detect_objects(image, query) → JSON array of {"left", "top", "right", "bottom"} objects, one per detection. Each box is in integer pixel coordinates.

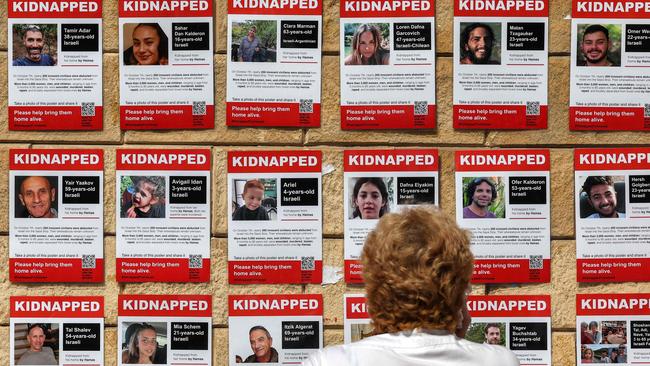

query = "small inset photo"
[
  {"left": 15, "top": 176, "right": 58, "bottom": 218},
  {"left": 578, "top": 175, "right": 625, "bottom": 219},
  {"left": 347, "top": 177, "right": 394, "bottom": 220},
  {"left": 120, "top": 176, "right": 166, "bottom": 218},
  {"left": 343, "top": 23, "right": 390, "bottom": 65},
  {"left": 231, "top": 20, "right": 277, "bottom": 62},
  {"left": 232, "top": 178, "right": 277, "bottom": 221},
  {"left": 121, "top": 322, "right": 167, "bottom": 364},
  {"left": 576, "top": 23, "right": 621, "bottom": 67},
  {"left": 349, "top": 323, "right": 374, "bottom": 343},
  {"left": 462, "top": 176, "right": 506, "bottom": 219},
  {"left": 14, "top": 323, "right": 59, "bottom": 365},
  {"left": 12, "top": 24, "right": 57, "bottom": 66},
  {"left": 123, "top": 23, "right": 169, "bottom": 65},
  {"left": 466, "top": 322, "right": 506, "bottom": 346},
  {"left": 459, "top": 22, "right": 501, "bottom": 65}
]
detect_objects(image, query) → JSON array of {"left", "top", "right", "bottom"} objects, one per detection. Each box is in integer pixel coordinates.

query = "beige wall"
[{"left": 3, "top": 0, "right": 646, "bottom": 365}]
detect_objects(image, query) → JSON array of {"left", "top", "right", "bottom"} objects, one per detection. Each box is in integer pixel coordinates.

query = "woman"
[
  {"left": 124, "top": 23, "right": 168, "bottom": 65},
  {"left": 344, "top": 24, "right": 389, "bottom": 65},
  {"left": 582, "top": 348, "right": 594, "bottom": 363},
  {"left": 351, "top": 178, "right": 388, "bottom": 219},
  {"left": 123, "top": 323, "right": 158, "bottom": 364}
]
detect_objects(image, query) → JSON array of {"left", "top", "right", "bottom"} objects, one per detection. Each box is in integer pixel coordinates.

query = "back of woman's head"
[{"left": 362, "top": 207, "right": 474, "bottom": 334}]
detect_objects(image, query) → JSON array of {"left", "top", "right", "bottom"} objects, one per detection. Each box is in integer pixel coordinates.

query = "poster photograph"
[
  {"left": 228, "top": 151, "right": 322, "bottom": 284},
  {"left": 9, "top": 149, "right": 104, "bottom": 282},
  {"left": 339, "top": 0, "right": 436, "bottom": 129},
  {"left": 8, "top": 0, "right": 103, "bottom": 130},
  {"left": 455, "top": 150, "right": 550, "bottom": 283},
  {"left": 453, "top": 0, "right": 548, "bottom": 129},
  {"left": 10, "top": 296, "right": 104, "bottom": 366},
  {"left": 226, "top": 0, "right": 322, "bottom": 127},
  {"left": 570, "top": 0, "right": 650, "bottom": 130},
  {"left": 228, "top": 294, "right": 322, "bottom": 364},
  {"left": 343, "top": 294, "right": 373, "bottom": 344},
  {"left": 575, "top": 148, "right": 650, "bottom": 282},
  {"left": 119, "top": 0, "right": 214, "bottom": 129},
  {"left": 467, "top": 295, "right": 551, "bottom": 365},
  {"left": 344, "top": 149, "right": 439, "bottom": 283},
  {"left": 116, "top": 149, "right": 211, "bottom": 282},
  {"left": 118, "top": 295, "right": 212, "bottom": 365},
  {"left": 575, "top": 293, "right": 650, "bottom": 364}
]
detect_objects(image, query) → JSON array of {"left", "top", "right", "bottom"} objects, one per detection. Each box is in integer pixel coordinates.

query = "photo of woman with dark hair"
[
  {"left": 123, "top": 23, "right": 169, "bottom": 65},
  {"left": 350, "top": 177, "right": 389, "bottom": 219},
  {"left": 344, "top": 24, "right": 390, "bottom": 66}
]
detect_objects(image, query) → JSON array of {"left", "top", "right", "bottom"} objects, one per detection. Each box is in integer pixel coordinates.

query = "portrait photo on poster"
[
  {"left": 14, "top": 323, "right": 59, "bottom": 365},
  {"left": 465, "top": 322, "right": 506, "bottom": 347},
  {"left": 120, "top": 322, "right": 167, "bottom": 364},
  {"left": 580, "top": 320, "right": 628, "bottom": 363},
  {"left": 347, "top": 177, "right": 394, "bottom": 220},
  {"left": 12, "top": 24, "right": 57, "bottom": 66},
  {"left": 231, "top": 178, "right": 277, "bottom": 221},
  {"left": 459, "top": 22, "right": 501, "bottom": 65},
  {"left": 578, "top": 175, "right": 626, "bottom": 219},
  {"left": 123, "top": 23, "right": 169, "bottom": 66},
  {"left": 119, "top": 176, "right": 166, "bottom": 219},
  {"left": 343, "top": 23, "right": 390, "bottom": 65},
  {"left": 576, "top": 23, "right": 621, "bottom": 67},
  {"left": 461, "top": 176, "right": 506, "bottom": 219},
  {"left": 231, "top": 20, "right": 277, "bottom": 63},
  {"left": 14, "top": 176, "right": 58, "bottom": 219}
]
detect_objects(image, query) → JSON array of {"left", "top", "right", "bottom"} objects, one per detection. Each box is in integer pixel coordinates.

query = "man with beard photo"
[
  {"left": 581, "top": 176, "right": 625, "bottom": 218},
  {"left": 578, "top": 24, "right": 616, "bottom": 67},
  {"left": 13, "top": 25, "right": 55, "bottom": 66},
  {"left": 460, "top": 23, "right": 499, "bottom": 65},
  {"left": 463, "top": 177, "right": 498, "bottom": 219}
]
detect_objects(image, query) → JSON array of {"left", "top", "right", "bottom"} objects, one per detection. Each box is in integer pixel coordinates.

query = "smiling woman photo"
[
  {"left": 344, "top": 24, "right": 390, "bottom": 66},
  {"left": 123, "top": 23, "right": 169, "bottom": 66}
]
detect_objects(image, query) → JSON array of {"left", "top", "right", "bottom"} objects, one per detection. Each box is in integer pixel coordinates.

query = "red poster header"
[
  {"left": 344, "top": 149, "right": 438, "bottom": 172},
  {"left": 575, "top": 148, "right": 650, "bottom": 171},
  {"left": 455, "top": 0, "right": 548, "bottom": 16},
  {"left": 11, "top": 296, "right": 104, "bottom": 318},
  {"left": 467, "top": 295, "right": 551, "bottom": 317},
  {"left": 229, "top": 0, "right": 322, "bottom": 15},
  {"left": 577, "top": 293, "right": 650, "bottom": 316},
  {"left": 345, "top": 295, "right": 369, "bottom": 319},
  {"left": 119, "top": 295, "right": 212, "bottom": 317},
  {"left": 228, "top": 150, "right": 321, "bottom": 173},
  {"left": 9, "top": 0, "right": 102, "bottom": 18},
  {"left": 120, "top": 0, "right": 212, "bottom": 17},
  {"left": 10, "top": 149, "right": 104, "bottom": 171},
  {"left": 572, "top": 0, "right": 650, "bottom": 18},
  {"left": 229, "top": 294, "right": 323, "bottom": 316},
  {"left": 455, "top": 150, "right": 550, "bottom": 171},
  {"left": 116, "top": 149, "right": 211, "bottom": 171},
  {"left": 340, "top": 0, "right": 434, "bottom": 18}
]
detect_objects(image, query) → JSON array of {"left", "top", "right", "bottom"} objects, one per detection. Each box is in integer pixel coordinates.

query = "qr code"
[
  {"left": 414, "top": 101, "right": 428, "bottom": 115},
  {"left": 81, "top": 102, "right": 95, "bottom": 117},
  {"left": 192, "top": 101, "right": 206, "bottom": 116},
  {"left": 301, "top": 256, "right": 315, "bottom": 271},
  {"left": 299, "top": 99, "right": 313, "bottom": 113},
  {"left": 82, "top": 255, "right": 95, "bottom": 269},
  {"left": 529, "top": 255, "right": 543, "bottom": 269},
  {"left": 644, "top": 104, "right": 650, "bottom": 117},
  {"left": 189, "top": 255, "right": 203, "bottom": 269},
  {"left": 526, "top": 101, "right": 540, "bottom": 116}
]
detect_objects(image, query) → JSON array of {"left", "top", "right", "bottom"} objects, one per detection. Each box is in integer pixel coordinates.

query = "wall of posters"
[
  {"left": 118, "top": 0, "right": 214, "bottom": 130},
  {"left": 455, "top": 150, "right": 550, "bottom": 283},
  {"left": 576, "top": 293, "right": 646, "bottom": 364},
  {"left": 343, "top": 294, "right": 372, "bottom": 344},
  {"left": 467, "top": 295, "right": 551, "bottom": 365},
  {"left": 453, "top": 0, "right": 548, "bottom": 129},
  {"left": 118, "top": 295, "right": 212, "bottom": 366},
  {"left": 9, "top": 149, "right": 103, "bottom": 282},
  {"left": 575, "top": 148, "right": 650, "bottom": 282},
  {"left": 226, "top": 0, "right": 322, "bottom": 127},
  {"left": 227, "top": 151, "right": 322, "bottom": 284},
  {"left": 344, "top": 149, "right": 439, "bottom": 283},
  {"left": 116, "top": 149, "right": 211, "bottom": 282},
  {"left": 229, "top": 294, "right": 322, "bottom": 364},
  {"left": 8, "top": 0, "right": 103, "bottom": 130},
  {"left": 339, "top": 0, "right": 436, "bottom": 129},
  {"left": 10, "top": 296, "right": 104, "bottom": 366},
  {"left": 570, "top": 0, "right": 650, "bottom": 130}
]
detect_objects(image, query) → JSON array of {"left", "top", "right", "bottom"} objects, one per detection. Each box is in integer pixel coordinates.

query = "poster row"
[
  {"left": 14, "top": 293, "right": 650, "bottom": 366},
  {"left": 9, "top": 0, "right": 650, "bottom": 131},
  {"left": 10, "top": 148, "right": 650, "bottom": 284}
]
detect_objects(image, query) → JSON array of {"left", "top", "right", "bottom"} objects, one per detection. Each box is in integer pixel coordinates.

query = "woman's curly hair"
[{"left": 362, "top": 207, "right": 474, "bottom": 334}]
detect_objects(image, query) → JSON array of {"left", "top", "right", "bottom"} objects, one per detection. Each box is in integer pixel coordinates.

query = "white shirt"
[{"left": 303, "top": 329, "right": 520, "bottom": 366}]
